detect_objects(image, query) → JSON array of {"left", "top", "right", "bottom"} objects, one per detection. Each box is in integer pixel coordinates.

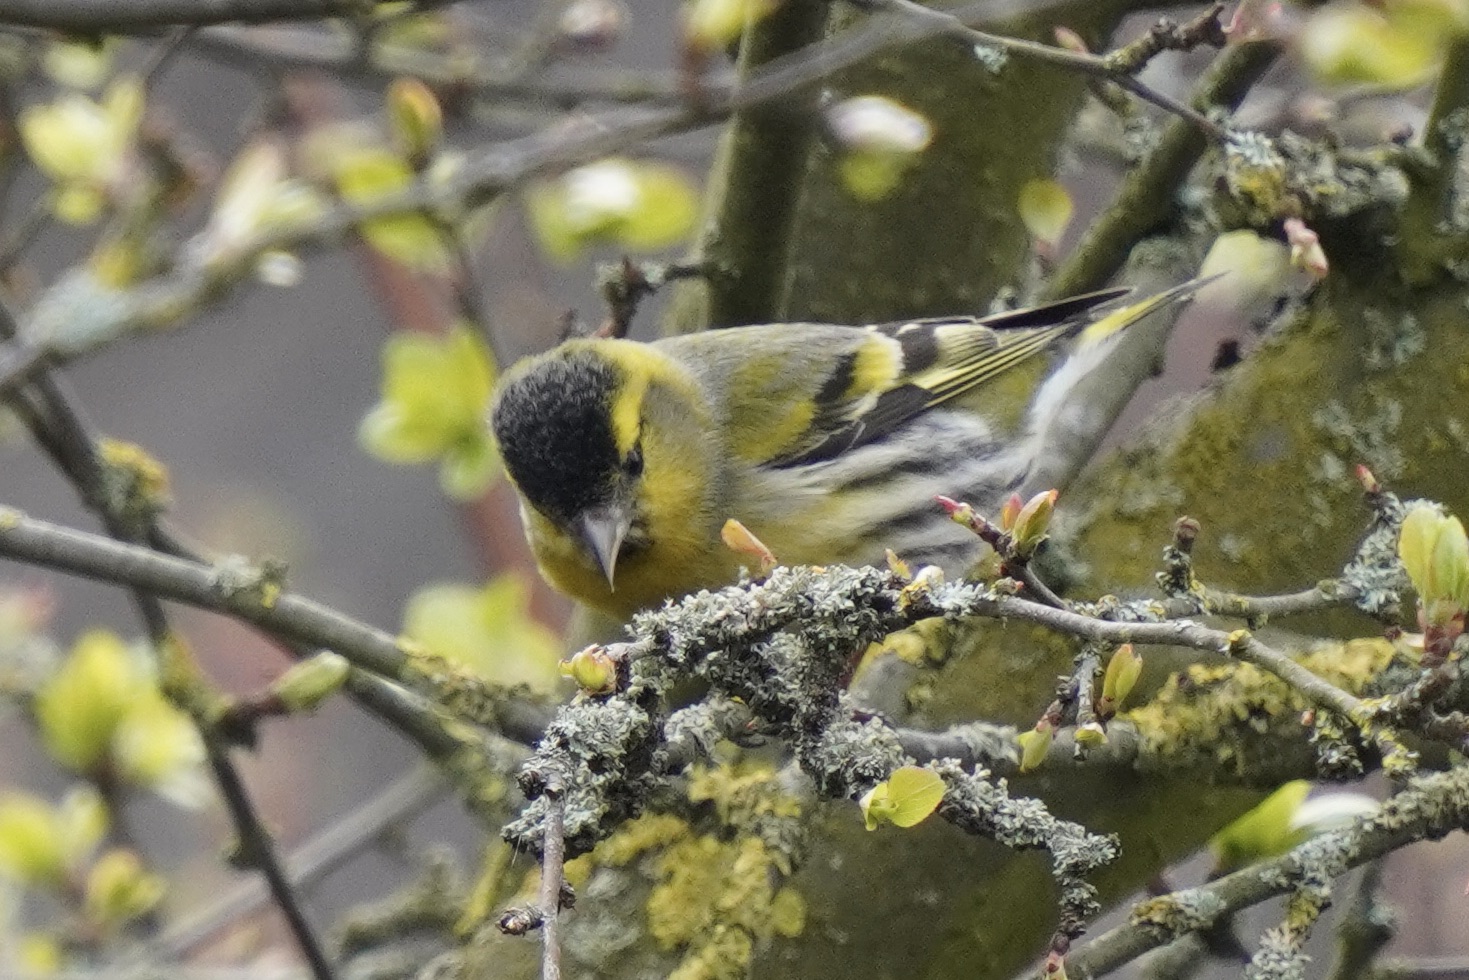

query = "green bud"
[
  {"left": 682, "top": 0, "right": 778, "bottom": 51},
  {"left": 1018, "top": 178, "right": 1073, "bottom": 254},
  {"left": 272, "top": 652, "right": 351, "bottom": 712},
  {"left": 859, "top": 781, "right": 896, "bottom": 831},
  {"left": 1017, "top": 720, "right": 1054, "bottom": 772},
  {"left": 16, "top": 933, "right": 62, "bottom": 975},
  {"left": 860, "top": 766, "right": 945, "bottom": 831},
  {"left": 1399, "top": 504, "right": 1469, "bottom": 623},
  {"left": 884, "top": 549, "right": 912, "bottom": 582},
  {"left": 999, "top": 492, "right": 1023, "bottom": 532},
  {"left": 0, "top": 786, "right": 105, "bottom": 887},
  {"left": 1010, "top": 489, "right": 1058, "bottom": 557},
  {"left": 882, "top": 766, "right": 945, "bottom": 828},
  {"left": 1073, "top": 721, "right": 1108, "bottom": 749},
  {"left": 386, "top": 77, "right": 442, "bottom": 167},
  {"left": 35, "top": 630, "right": 148, "bottom": 773},
  {"left": 560, "top": 645, "right": 617, "bottom": 695},
  {"left": 1225, "top": 628, "right": 1252, "bottom": 654},
  {"left": 0, "top": 794, "right": 69, "bottom": 885},
  {"left": 1099, "top": 644, "right": 1142, "bottom": 716},
  {"left": 84, "top": 848, "right": 165, "bottom": 930}
]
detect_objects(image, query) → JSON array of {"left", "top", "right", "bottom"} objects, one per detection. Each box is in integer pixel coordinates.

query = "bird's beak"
[{"left": 579, "top": 504, "right": 633, "bottom": 590}]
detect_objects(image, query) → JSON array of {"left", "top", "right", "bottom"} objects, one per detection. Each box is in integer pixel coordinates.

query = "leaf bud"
[
  {"left": 387, "top": 77, "right": 443, "bottom": 168},
  {"left": 1010, "top": 489, "right": 1058, "bottom": 557},
  {"left": 271, "top": 652, "right": 351, "bottom": 712},
  {"left": 1016, "top": 719, "right": 1054, "bottom": 772},
  {"left": 560, "top": 645, "right": 618, "bottom": 695},
  {"left": 1099, "top": 644, "right": 1142, "bottom": 716}
]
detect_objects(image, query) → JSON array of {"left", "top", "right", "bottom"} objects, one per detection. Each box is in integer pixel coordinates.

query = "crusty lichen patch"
[
  {"left": 1126, "top": 638, "right": 1399, "bottom": 779},
  {"left": 576, "top": 764, "right": 807, "bottom": 980}
]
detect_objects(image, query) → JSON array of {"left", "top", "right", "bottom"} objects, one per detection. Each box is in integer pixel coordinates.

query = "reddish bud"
[{"left": 999, "top": 492, "right": 1024, "bottom": 532}]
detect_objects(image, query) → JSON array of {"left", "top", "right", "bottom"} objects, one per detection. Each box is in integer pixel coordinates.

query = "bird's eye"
[{"left": 625, "top": 443, "right": 644, "bottom": 477}]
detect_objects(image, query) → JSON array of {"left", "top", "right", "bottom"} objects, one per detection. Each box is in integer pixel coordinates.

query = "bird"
[{"left": 490, "top": 279, "right": 1207, "bottom": 619}]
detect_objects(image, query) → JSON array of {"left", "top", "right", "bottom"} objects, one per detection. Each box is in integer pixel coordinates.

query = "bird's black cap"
[{"left": 492, "top": 351, "right": 622, "bottom": 523}]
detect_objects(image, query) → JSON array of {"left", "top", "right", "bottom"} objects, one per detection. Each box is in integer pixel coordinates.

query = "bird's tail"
[{"left": 1019, "top": 274, "right": 1218, "bottom": 486}]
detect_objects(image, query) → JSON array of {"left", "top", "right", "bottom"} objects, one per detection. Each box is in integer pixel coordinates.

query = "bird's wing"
[{"left": 767, "top": 285, "right": 1137, "bottom": 468}]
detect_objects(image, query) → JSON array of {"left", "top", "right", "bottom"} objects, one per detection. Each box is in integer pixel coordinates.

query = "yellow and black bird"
[{"left": 491, "top": 280, "right": 1205, "bottom": 618}]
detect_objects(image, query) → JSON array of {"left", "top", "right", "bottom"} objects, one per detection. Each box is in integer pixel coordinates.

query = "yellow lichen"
[
  {"left": 98, "top": 438, "right": 172, "bottom": 519},
  {"left": 597, "top": 813, "right": 693, "bottom": 867},
  {"left": 587, "top": 772, "right": 807, "bottom": 978},
  {"left": 686, "top": 763, "right": 801, "bottom": 829},
  {"left": 1127, "top": 638, "right": 1398, "bottom": 774}
]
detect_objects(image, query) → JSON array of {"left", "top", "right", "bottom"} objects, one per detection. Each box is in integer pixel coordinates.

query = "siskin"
[{"left": 491, "top": 280, "right": 1206, "bottom": 618}]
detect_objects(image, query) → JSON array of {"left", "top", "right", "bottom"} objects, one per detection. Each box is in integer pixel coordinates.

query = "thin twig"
[
  {"left": 861, "top": 0, "right": 1225, "bottom": 141},
  {"left": 0, "top": 0, "right": 403, "bottom": 31},
  {"left": 1047, "top": 39, "right": 1282, "bottom": 298},
  {"left": 141, "top": 25, "right": 199, "bottom": 87},
  {"left": 187, "top": 25, "right": 700, "bottom": 107},
  {"left": 1103, "top": 4, "right": 1227, "bottom": 76},
  {"left": 200, "top": 734, "right": 338, "bottom": 980},
  {"left": 0, "top": 194, "right": 54, "bottom": 275},
  {"left": 1378, "top": 956, "right": 1469, "bottom": 980},
  {"left": 1013, "top": 562, "right": 1068, "bottom": 609},
  {"left": 438, "top": 219, "right": 502, "bottom": 364},
  {"left": 537, "top": 791, "right": 566, "bottom": 980},
  {"left": 155, "top": 766, "right": 452, "bottom": 959},
  {"left": 0, "top": 335, "right": 50, "bottom": 397}
]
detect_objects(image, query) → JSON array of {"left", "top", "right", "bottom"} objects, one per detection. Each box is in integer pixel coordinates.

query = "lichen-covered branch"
[{"left": 1066, "top": 764, "right": 1469, "bottom": 980}]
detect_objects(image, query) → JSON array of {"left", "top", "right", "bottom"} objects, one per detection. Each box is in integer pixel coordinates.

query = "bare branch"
[
  {"left": 186, "top": 23, "right": 699, "bottom": 107},
  {"left": 1047, "top": 39, "right": 1283, "bottom": 299},
  {"left": 156, "top": 766, "right": 457, "bottom": 959},
  {"left": 859, "top": 0, "right": 1225, "bottom": 140},
  {"left": 0, "top": 0, "right": 406, "bottom": 31},
  {"left": 537, "top": 791, "right": 566, "bottom": 980},
  {"left": 0, "top": 505, "right": 549, "bottom": 743}
]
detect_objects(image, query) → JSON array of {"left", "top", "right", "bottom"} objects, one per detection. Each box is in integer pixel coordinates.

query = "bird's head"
[{"left": 491, "top": 339, "right": 712, "bottom": 597}]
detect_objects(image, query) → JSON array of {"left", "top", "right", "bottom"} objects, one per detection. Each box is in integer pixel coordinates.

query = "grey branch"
[
  {"left": 154, "top": 766, "right": 456, "bottom": 959},
  {"left": 0, "top": 507, "right": 1384, "bottom": 741},
  {"left": 0, "top": 505, "right": 549, "bottom": 742},
  {"left": 0, "top": 0, "right": 403, "bottom": 31},
  {"left": 1067, "top": 764, "right": 1469, "bottom": 979}
]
